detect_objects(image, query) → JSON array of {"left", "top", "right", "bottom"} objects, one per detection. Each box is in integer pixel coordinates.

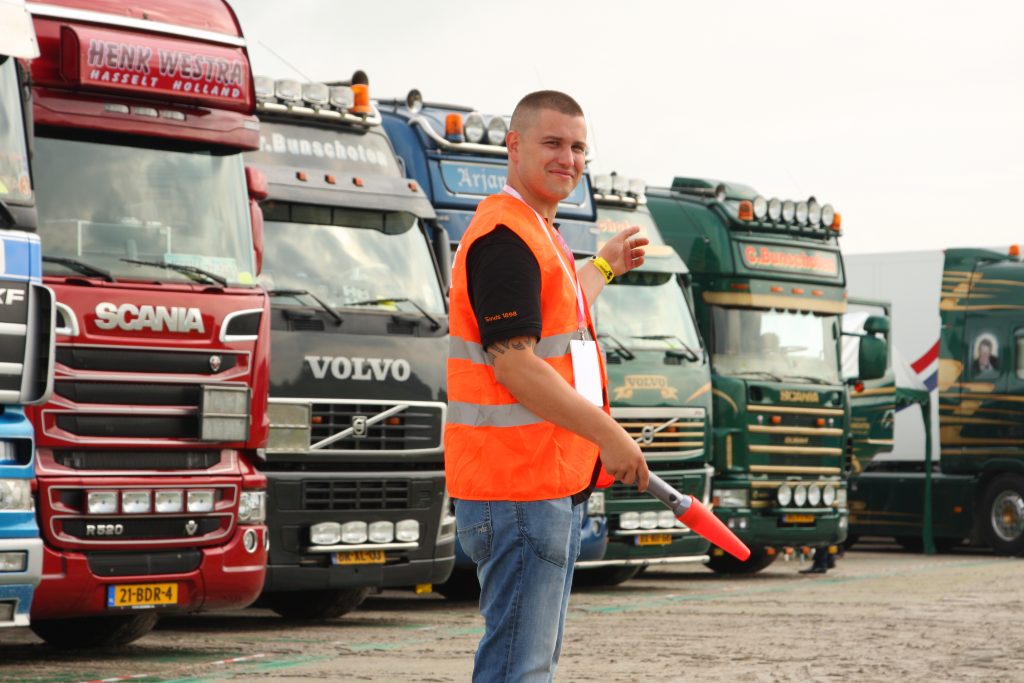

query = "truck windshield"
[
  {"left": 596, "top": 271, "right": 701, "bottom": 353},
  {"left": 260, "top": 205, "right": 445, "bottom": 315},
  {"left": 33, "top": 136, "right": 255, "bottom": 286},
  {"left": 710, "top": 306, "right": 840, "bottom": 384},
  {"left": 0, "top": 58, "right": 31, "bottom": 205}
]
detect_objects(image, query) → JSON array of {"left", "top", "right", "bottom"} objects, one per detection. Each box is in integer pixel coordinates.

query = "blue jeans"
[{"left": 455, "top": 497, "right": 584, "bottom": 683}]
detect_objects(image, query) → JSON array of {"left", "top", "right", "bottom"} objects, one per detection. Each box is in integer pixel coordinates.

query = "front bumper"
[
  {"left": 0, "top": 537, "right": 43, "bottom": 628},
  {"left": 31, "top": 525, "right": 267, "bottom": 619},
  {"left": 714, "top": 507, "right": 848, "bottom": 547},
  {"left": 261, "top": 470, "right": 454, "bottom": 592}
]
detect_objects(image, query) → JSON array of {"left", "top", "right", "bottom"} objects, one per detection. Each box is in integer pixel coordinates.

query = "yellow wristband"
[{"left": 590, "top": 256, "right": 615, "bottom": 284}]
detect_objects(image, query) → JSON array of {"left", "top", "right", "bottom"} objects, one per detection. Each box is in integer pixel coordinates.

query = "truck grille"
[
  {"left": 605, "top": 473, "right": 705, "bottom": 501},
  {"left": 309, "top": 402, "right": 443, "bottom": 453},
  {"left": 302, "top": 479, "right": 412, "bottom": 510},
  {"left": 614, "top": 415, "right": 705, "bottom": 455},
  {"left": 53, "top": 450, "right": 221, "bottom": 471}
]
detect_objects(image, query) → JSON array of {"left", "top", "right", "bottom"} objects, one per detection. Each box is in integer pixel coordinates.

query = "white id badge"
[{"left": 570, "top": 339, "right": 604, "bottom": 406}]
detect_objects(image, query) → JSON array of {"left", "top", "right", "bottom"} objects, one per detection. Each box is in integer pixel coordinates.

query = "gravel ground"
[{"left": 2, "top": 544, "right": 1021, "bottom": 683}]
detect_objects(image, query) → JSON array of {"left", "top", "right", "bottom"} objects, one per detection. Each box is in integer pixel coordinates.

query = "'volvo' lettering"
[
  {"left": 94, "top": 302, "right": 205, "bottom": 334},
  {"left": 306, "top": 355, "right": 411, "bottom": 382}
]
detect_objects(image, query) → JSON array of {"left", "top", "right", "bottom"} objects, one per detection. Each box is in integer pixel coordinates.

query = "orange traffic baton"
[{"left": 645, "top": 473, "right": 751, "bottom": 561}]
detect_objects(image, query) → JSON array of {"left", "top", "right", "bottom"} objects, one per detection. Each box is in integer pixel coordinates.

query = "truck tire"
[
  {"left": 707, "top": 547, "right": 776, "bottom": 574},
  {"left": 435, "top": 568, "right": 481, "bottom": 601},
  {"left": 573, "top": 566, "right": 642, "bottom": 587},
  {"left": 30, "top": 613, "right": 158, "bottom": 648},
  {"left": 265, "top": 588, "right": 370, "bottom": 620},
  {"left": 980, "top": 473, "right": 1024, "bottom": 556}
]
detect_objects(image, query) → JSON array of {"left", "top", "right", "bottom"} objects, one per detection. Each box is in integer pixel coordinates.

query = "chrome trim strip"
[
  {"left": 27, "top": 3, "right": 247, "bottom": 47},
  {"left": 0, "top": 323, "right": 26, "bottom": 337},
  {"left": 575, "top": 554, "right": 710, "bottom": 569},
  {"left": 612, "top": 406, "right": 706, "bottom": 420},
  {"left": 748, "top": 425, "right": 844, "bottom": 437},
  {"left": 219, "top": 308, "right": 263, "bottom": 343},
  {"left": 748, "top": 405, "right": 844, "bottom": 417},
  {"left": 304, "top": 541, "right": 419, "bottom": 554},
  {"left": 0, "top": 362, "right": 22, "bottom": 375}
]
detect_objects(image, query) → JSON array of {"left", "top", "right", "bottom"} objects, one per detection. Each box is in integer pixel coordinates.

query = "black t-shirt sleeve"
[{"left": 466, "top": 225, "right": 542, "bottom": 350}]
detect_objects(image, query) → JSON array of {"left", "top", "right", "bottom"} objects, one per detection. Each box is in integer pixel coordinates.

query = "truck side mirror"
[
  {"left": 858, "top": 335, "right": 887, "bottom": 381},
  {"left": 250, "top": 198, "right": 264, "bottom": 276},
  {"left": 863, "top": 315, "right": 890, "bottom": 335}
]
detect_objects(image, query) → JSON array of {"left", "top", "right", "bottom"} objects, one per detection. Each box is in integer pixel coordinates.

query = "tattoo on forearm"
[{"left": 486, "top": 337, "right": 534, "bottom": 362}]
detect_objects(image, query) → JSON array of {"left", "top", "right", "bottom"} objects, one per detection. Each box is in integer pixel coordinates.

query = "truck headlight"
[
  {"left": 395, "top": 519, "right": 419, "bottom": 542},
  {"left": 807, "top": 484, "right": 822, "bottom": 507},
  {"left": 369, "top": 521, "right": 395, "bottom": 543},
  {"left": 639, "top": 511, "right": 659, "bottom": 530},
  {"left": 155, "top": 490, "right": 184, "bottom": 513},
  {"left": 121, "top": 490, "right": 152, "bottom": 514},
  {"left": 658, "top": 511, "right": 677, "bottom": 529},
  {"left": 619, "top": 512, "right": 640, "bottom": 530},
  {"left": 587, "top": 491, "right": 605, "bottom": 516},
  {"left": 0, "top": 551, "right": 27, "bottom": 572},
  {"left": 310, "top": 521, "right": 342, "bottom": 545},
  {"left": 713, "top": 488, "right": 750, "bottom": 508},
  {"left": 777, "top": 484, "right": 793, "bottom": 507},
  {"left": 238, "top": 491, "right": 266, "bottom": 524},
  {"left": 341, "top": 521, "right": 368, "bottom": 544},
  {"left": 200, "top": 385, "right": 251, "bottom": 442},
  {"left": 822, "top": 485, "right": 837, "bottom": 507},
  {"left": 0, "top": 480, "right": 32, "bottom": 511},
  {"left": 86, "top": 490, "right": 117, "bottom": 514},
  {"left": 187, "top": 489, "right": 215, "bottom": 512},
  {"left": 267, "top": 402, "right": 312, "bottom": 454},
  {"left": 793, "top": 485, "right": 808, "bottom": 507}
]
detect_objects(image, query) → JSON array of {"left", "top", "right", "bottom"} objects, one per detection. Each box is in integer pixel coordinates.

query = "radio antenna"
[{"left": 257, "top": 40, "right": 312, "bottom": 82}]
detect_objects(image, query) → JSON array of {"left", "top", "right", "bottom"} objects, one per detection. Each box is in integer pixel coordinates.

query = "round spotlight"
[
  {"left": 405, "top": 88, "right": 423, "bottom": 113},
  {"left": 752, "top": 196, "right": 768, "bottom": 220},
  {"left": 464, "top": 113, "right": 485, "bottom": 143},
  {"left": 781, "top": 200, "right": 796, "bottom": 223},
  {"left": 777, "top": 484, "right": 793, "bottom": 507},
  {"left": 807, "top": 484, "right": 822, "bottom": 507},
  {"left": 486, "top": 116, "right": 508, "bottom": 146},
  {"left": 767, "top": 197, "right": 782, "bottom": 221},
  {"left": 795, "top": 201, "right": 809, "bottom": 225},
  {"left": 793, "top": 485, "right": 808, "bottom": 507},
  {"left": 808, "top": 200, "right": 822, "bottom": 226},
  {"left": 822, "top": 485, "right": 837, "bottom": 507},
  {"left": 820, "top": 204, "right": 836, "bottom": 228}
]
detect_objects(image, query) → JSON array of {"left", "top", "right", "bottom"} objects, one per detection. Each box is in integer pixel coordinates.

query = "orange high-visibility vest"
[{"left": 445, "top": 192, "right": 606, "bottom": 501}]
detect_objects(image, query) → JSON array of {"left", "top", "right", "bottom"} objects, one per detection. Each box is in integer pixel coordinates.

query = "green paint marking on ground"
[{"left": 157, "top": 655, "right": 333, "bottom": 683}]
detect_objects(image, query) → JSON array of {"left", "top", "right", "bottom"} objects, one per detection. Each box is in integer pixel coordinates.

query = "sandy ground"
[{"left": 2, "top": 544, "right": 1022, "bottom": 683}]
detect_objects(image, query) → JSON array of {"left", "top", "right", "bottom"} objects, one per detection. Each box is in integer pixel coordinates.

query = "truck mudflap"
[
  {"left": 30, "top": 525, "right": 267, "bottom": 619},
  {"left": 0, "top": 537, "right": 43, "bottom": 628}
]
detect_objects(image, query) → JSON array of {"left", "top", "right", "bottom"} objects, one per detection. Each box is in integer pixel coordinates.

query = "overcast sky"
[{"left": 229, "top": 1, "right": 1023, "bottom": 255}]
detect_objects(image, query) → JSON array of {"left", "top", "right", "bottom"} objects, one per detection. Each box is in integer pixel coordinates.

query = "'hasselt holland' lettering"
[
  {"left": 306, "top": 356, "right": 411, "bottom": 382},
  {"left": 94, "top": 302, "right": 205, "bottom": 334}
]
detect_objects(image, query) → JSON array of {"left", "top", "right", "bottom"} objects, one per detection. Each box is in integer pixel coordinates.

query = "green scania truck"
[
  {"left": 647, "top": 179, "right": 886, "bottom": 572},
  {"left": 575, "top": 175, "right": 712, "bottom": 585},
  {"left": 845, "top": 248, "right": 1024, "bottom": 555}
]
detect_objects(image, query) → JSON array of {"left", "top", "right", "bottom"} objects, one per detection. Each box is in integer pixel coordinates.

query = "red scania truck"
[{"left": 24, "top": 0, "right": 270, "bottom": 647}]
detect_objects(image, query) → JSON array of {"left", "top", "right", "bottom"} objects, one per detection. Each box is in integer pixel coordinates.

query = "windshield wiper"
[
  {"left": 120, "top": 258, "right": 227, "bottom": 286},
  {"left": 43, "top": 256, "right": 117, "bottom": 282},
  {"left": 733, "top": 370, "right": 785, "bottom": 382},
  {"left": 345, "top": 297, "right": 441, "bottom": 331},
  {"left": 597, "top": 332, "right": 636, "bottom": 361},
  {"left": 784, "top": 374, "right": 832, "bottom": 385},
  {"left": 268, "top": 288, "right": 343, "bottom": 326},
  {"left": 632, "top": 334, "right": 700, "bottom": 362}
]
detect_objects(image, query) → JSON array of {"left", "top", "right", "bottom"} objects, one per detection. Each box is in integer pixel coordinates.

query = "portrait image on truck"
[
  {"left": 574, "top": 174, "right": 712, "bottom": 586},
  {"left": 846, "top": 248, "right": 1024, "bottom": 555},
  {"left": 379, "top": 91, "right": 609, "bottom": 598},
  {"left": 647, "top": 179, "right": 887, "bottom": 573},
  {"left": 0, "top": 0, "right": 56, "bottom": 630},
  {"left": 25, "top": 0, "right": 270, "bottom": 646},
  {"left": 246, "top": 73, "right": 455, "bottom": 619}
]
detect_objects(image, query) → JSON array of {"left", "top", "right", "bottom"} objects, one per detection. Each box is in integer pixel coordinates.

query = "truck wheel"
[
  {"left": 30, "top": 613, "right": 158, "bottom": 648},
  {"left": 435, "top": 568, "right": 481, "bottom": 601},
  {"left": 981, "top": 473, "right": 1024, "bottom": 556},
  {"left": 573, "top": 566, "right": 642, "bottom": 587},
  {"left": 707, "top": 547, "right": 776, "bottom": 574},
  {"left": 266, "top": 588, "right": 370, "bottom": 620}
]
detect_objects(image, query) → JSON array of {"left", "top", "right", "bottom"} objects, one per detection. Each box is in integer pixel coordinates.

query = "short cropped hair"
[{"left": 510, "top": 90, "right": 584, "bottom": 132}]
